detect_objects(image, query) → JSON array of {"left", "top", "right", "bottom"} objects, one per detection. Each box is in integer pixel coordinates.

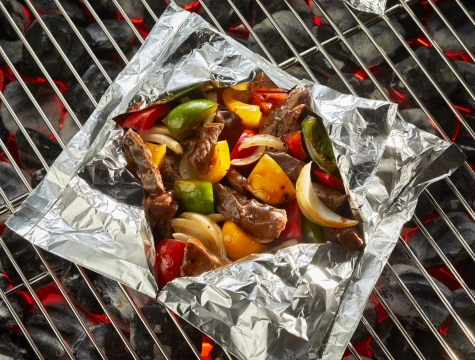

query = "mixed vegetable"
[{"left": 117, "top": 73, "right": 363, "bottom": 289}]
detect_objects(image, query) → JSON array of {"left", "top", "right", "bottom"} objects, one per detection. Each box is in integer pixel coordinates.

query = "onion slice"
[
  {"left": 139, "top": 125, "right": 172, "bottom": 137},
  {"left": 180, "top": 212, "right": 226, "bottom": 258},
  {"left": 170, "top": 218, "right": 213, "bottom": 250},
  {"left": 179, "top": 149, "right": 198, "bottom": 180},
  {"left": 230, "top": 146, "right": 265, "bottom": 166},
  {"left": 172, "top": 233, "right": 190, "bottom": 242},
  {"left": 238, "top": 134, "right": 288, "bottom": 153},
  {"left": 207, "top": 213, "right": 227, "bottom": 223},
  {"left": 138, "top": 132, "right": 183, "bottom": 155},
  {"left": 296, "top": 162, "right": 358, "bottom": 228}
]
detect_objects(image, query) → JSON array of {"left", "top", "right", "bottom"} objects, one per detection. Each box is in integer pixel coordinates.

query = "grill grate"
[{"left": 0, "top": 0, "right": 474, "bottom": 359}]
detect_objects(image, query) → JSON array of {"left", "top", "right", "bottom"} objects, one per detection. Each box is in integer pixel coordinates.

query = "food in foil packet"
[
  {"left": 4, "top": 4, "right": 465, "bottom": 360},
  {"left": 116, "top": 73, "right": 365, "bottom": 288}
]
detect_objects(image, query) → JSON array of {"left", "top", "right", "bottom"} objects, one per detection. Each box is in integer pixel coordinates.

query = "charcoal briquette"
[
  {"left": 439, "top": 166, "right": 474, "bottom": 213},
  {"left": 0, "top": 0, "right": 31, "bottom": 41},
  {"left": 0, "top": 292, "right": 29, "bottom": 329},
  {"left": 0, "top": 114, "right": 7, "bottom": 145},
  {"left": 130, "top": 301, "right": 202, "bottom": 360},
  {"left": 22, "top": 16, "right": 91, "bottom": 82},
  {"left": 379, "top": 264, "right": 453, "bottom": 330},
  {"left": 117, "top": 0, "right": 145, "bottom": 21},
  {"left": 201, "top": 0, "right": 254, "bottom": 30},
  {"left": 15, "top": 128, "right": 62, "bottom": 172},
  {"left": 29, "top": 0, "right": 88, "bottom": 27},
  {"left": 399, "top": 108, "right": 438, "bottom": 136},
  {"left": 350, "top": 299, "right": 378, "bottom": 344},
  {"left": 311, "top": 0, "right": 356, "bottom": 31},
  {"left": 450, "top": 61, "right": 475, "bottom": 110},
  {"left": 143, "top": 0, "right": 168, "bottom": 31},
  {"left": 0, "top": 161, "right": 27, "bottom": 205},
  {"left": 252, "top": 0, "right": 312, "bottom": 27},
  {"left": 392, "top": 3, "right": 425, "bottom": 43},
  {"left": 85, "top": 20, "right": 136, "bottom": 57},
  {"left": 31, "top": 168, "right": 47, "bottom": 189},
  {"left": 0, "top": 39, "right": 22, "bottom": 67},
  {"left": 388, "top": 240, "right": 412, "bottom": 266},
  {"left": 78, "top": 0, "right": 116, "bottom": 19},
  {"left": 0, "top": 329, "right": 30, "bottom": 360},
  {"left": 370, "top": 317, "right": 417, "bottom": 360},
  {"left": 73, "top": 323, "right": 132, "bottom": 360},
  {"left": 286, "top": 65, "right": 326, "bottom": 84},
  {"left": 1, "top": 81, "right": 63, "bottom": 137},
  {"left": 404, "top": 180, "right": 441, "bottom": 228},
  {"left": 64, "top": 61, "right": 120, "bottom": 118},
  {"left": 0, "top": 273, "right": 9, "bottom": 291}
]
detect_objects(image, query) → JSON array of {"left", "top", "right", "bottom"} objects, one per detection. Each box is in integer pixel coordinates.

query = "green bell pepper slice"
[
  {"left": 302, "top": 216, "right": 325, "bottom": 243},
  {"left": 301, "top": 115, "right": 337, "bottom": 174},
  {"left": 166, "top": 99, "right": 218, "bottom": 140},
  {"left": 174, "top": 180, "right": 214, "bottom": 215}
]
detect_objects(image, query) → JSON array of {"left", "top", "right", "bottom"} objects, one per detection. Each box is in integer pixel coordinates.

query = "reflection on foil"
[
  {"left": 6, "top": 3, "right": 464, "bottom": 359},
  {"left": 342, "top": 0, "right": 387, "bottom": 14}
]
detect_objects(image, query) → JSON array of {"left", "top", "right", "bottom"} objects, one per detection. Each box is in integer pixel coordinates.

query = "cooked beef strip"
[
  {"left": 322, "top": 227, "right": 363, "bottom": 252},
  {"left": 225, "top": 168, "right": 250, "bottom": 195},
  {"left": 214, "top": 106, "right": 242, "bottom": 130},
  {"left": 180, "top": 237, "right": 231, "bottom": 277},
  {"left": 147, "top": 191, "right": 179, "bottom": 239},
  {"left": 259, "top": 88, "right": 310, "bottom": 138},
  {"left": 160, "top": 149, "right": 182, "bottom": 191},
  {"left": 123, "top": 129, "right": 164, "bottom": 195},
  {"left": 213, "top": 184, "right": 287, "bottom": 240},
  {"left": 188, "top": 123, "right": 224, "bottom": 171},
  {"left": 313, "top": 182, "right": 348, "bottom": 213},
  {"left": 265, "top": 151, "right": 304, "bottom": 181}
]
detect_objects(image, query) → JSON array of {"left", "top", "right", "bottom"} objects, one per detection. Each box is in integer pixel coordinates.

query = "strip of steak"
[
  {"left": 188, "top": 123, "right": 224, "bottom": 171},
  {"left": 180, "top": 237, "right": 231, "bottom": 277},
  {"left": 161, "top": 150, "right": 182, "bottom": 191},
  {"left": 259, "top": 88, "right": 310, "bottom": 138},
  {"left": 313, "top": 182, "right": 347, "bottom": 213},
  {"left": 214, "top": 106, "right": 242, "bottom": 130},
  {"left": 322, "top": 227, "right": 363, "bottom": 252},
  {"left": 147, "top": 191, "right": 179, "bottom": 239},
  {"left": 225, "top": 168, "right": 250, "bottom": 195},
  {"left": 213, "top": 184, "right": 287, "bottom": 240},
  {"left": 265, "top": 151, "right": 304, "bottom": 181},
  {"left": 123, "top": 129, "right": 164, "bottom": 195}
]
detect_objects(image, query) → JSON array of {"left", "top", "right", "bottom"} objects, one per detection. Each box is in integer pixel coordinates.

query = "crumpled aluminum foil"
[
  {"left": 341, "top": 0, "right": 387, "bottom": 14},
  {"left": 6, "top": 3, "right": 464, "bottom": 359}
]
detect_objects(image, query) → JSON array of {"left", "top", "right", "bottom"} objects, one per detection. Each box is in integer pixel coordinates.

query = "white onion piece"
[
  {"left": 207, "top": 213, "right": 227, "bottom": 223},
  {"left": 171, "top": 218, "right": 213, "bottom": 250},
  {"left": 180, "top": 212, "right": 227, "bottom": 258},
  {"left": 205, "top": 91, "right": 218, "bottom": 103},
  {"left": 230, "top": 146, "right": 265, "bottom": 166},
  {"left": 238, "top": 134, "right": 288, "bottom": 153},
  {"left": 139, "top": 133, "right": 183, "bottom": 154},
  {"left": 296, "top": 162, "right": 358, "bottom": 228},
  {"left": 172, "top": 233, "right": 190, "bottom": 242},
  {"left": 179, "top": 149, "right": 198, "bottom": 180},
  {"left": 139, "top": 125, "right": 172, "bottom": 136}
]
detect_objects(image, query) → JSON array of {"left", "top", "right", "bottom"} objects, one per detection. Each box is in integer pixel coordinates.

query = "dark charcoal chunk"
[
  {"left": 60, "top": 266, "right": 103, "bottom": 315},
  {"left": 0, "top": 0, "right": 31, "bottom": 41},
  {"left": 253, "top": 0, "right": 313, "bottom": 27},
  {"left": 1, "top": 81, "right": 63, "bottom": 137},
  {"left": 286, "top": 65, "right": 325, "bottom": 84},
  {"left": 64, "top": 61, "right": 120, "bottom": 118},
  {"left": 201, "top": 0, "right": 254, "bottom": 30},
  {"left": 0, "top": 227, "right": 69, "bottom": 286},
  {"left": 59, "top": 112, "right": 87, "bottom": 144},
  {"left": 0, "top": 114, "right": 8, "bottom": 145},
  {"left": 392, "top": 3, "right": 425, "bottom": 42},
  {"left": 131, "top": 301, "right": 202, "bottom": 360},
  {"left": 0, "top": 329, "right": 30, "bottom": 360},
  {"left": 143, "top": 0, "right": 167, "bottom": 31},
  {"left": 31, "top": 168, "right": 48, "bottom": 189},
  {"left": 326, "top": 73, "right": 386, "bottom": 101},
  {"left": 85, "top": 20, "right": 136, "bottom": 57},
  {"left": 0, "top": 273, "right": 8, "bottom": 291},
  {"left": 391, "top": 46, "right": 459, "bottom": 105},
  {"left": 248, "top": 10, "right": 312, "bottom": 64},
  {"left": 458, "top": 258, "right": 475, "bottom": 290},
  {"left": 79, "top": 0, "right": 116, "bottom": 19},
  {"left": 0, "top": 39, "right": 22, "bottom": 67},
  {"left": 30, "top": 0, "right": 87, "bottom": 26},
  {"left": 443, "top": 289, "right": 475, "bottom": 359},
  {"left": 408, "top": 212, "right": 475, "bottom": 268},
  {"left": 311, "top": 0, "right": 356, "bottom": 31},
  {"left": 455, "top": 119, "right": 475, "bottom": 160},
  {"left": 399, "top": 108, "right": 438, "bottom": 136},
  {"left": 73, "top": 323, "right": 131, "bottom": 360},
  {"left": 117, "top": 0, "right": 144, "bottom": 20},
  {"left": 350, "top": 300, "right": 378, "bottom": 344},
  {"left": 388, "top": 240, "right": 412, "bottom": 266},
  {"left": 0, "top": 162, "right": 27, "bottom": 205},
  {"left": 379, "top": 264, "right": 453, "bottom": 330},
  {"left": 439, "top": 166, "right": 474, "bottom": 213},
  {"left": 22, "top": 16, "right": 91, "bottom": 82},
  {"left": 451, "top": 61, "right": 475, "bottom": 110},
  {"left": 427, "top": 104, "right": 456, "bottom": 139},
  {"left": 25, "top": 296, "right": 88, "bottom": 360},
  {"left": 0, "top": 292, "right": 29, "bottom": 329},
  {"left": 15, "top": 128, "right": 62, "bottom": 172},
  {"left": 404, "top": 180, "right": 441, "bottom": 228},
  {"left": 345, "top": 19, "right": 405, "bottom": 67},
  {"left": 92, "top": 274, "right": 133, "bottom": 331}
]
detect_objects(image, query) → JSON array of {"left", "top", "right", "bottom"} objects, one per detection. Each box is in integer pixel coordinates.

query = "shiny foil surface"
[
  {"left": 7, "top": 4, "right": 465, "bottom": 359},
  {"left": 342, "top": 0, "right": 387, "bottom": 14}
]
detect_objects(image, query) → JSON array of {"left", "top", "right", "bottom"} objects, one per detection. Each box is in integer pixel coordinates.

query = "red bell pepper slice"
[
  {"left": 121, "top": 103, "right": 171, "bottom": 131},
  {"left": 312, "top": 166, "right": 345, "bottom": 191},
  {"left": 250, "top": 91, "right": 288, "bottom": 115},
  {"left": 230, "top": 129, "right": 258, "bottom": 160},
  {"left": 155, "top": 239, "right": 186, "bottom": 289},
  {"left": 278, "top": 199, "right": 302, "bottom": 243},
  {"left": 283, "top": 130, "right": 308, "bottom": 161}
]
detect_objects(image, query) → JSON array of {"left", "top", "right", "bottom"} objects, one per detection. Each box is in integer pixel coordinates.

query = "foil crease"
[
  {"left": 6, "top": 4, "right": 464, "bottom": 359},
  {"left": 341, "top": 0, "right": 387, "bottom": 14}
]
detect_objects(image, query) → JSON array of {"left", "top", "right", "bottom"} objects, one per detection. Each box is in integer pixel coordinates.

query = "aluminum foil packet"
[
  {"left": 342, "top": 0, "right": 387, "bottom": 14},
  {"left": 6, "top": 3, "right": 464, "bottom": 359}
]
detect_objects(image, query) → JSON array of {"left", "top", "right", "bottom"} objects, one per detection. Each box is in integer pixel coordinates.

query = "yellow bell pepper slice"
[
  {"left": 246, "top": 154, "right": 296, "bottom": 205},
  {"left": 222, "top": 87, "right": 262, "bottom": 128},
  {"left": 222, "top": 220, "right": 268, "bottom": 261},
  {"left": 196, "top": 140, "right": 230, "bottom": 184},
  {"left": 146, "top": 143, "right": 167, "bottom": 168}
]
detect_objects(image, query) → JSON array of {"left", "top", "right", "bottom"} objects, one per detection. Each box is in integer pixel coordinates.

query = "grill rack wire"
[{"left": 0, "top": 0, "right": 473, "bottom": 359}]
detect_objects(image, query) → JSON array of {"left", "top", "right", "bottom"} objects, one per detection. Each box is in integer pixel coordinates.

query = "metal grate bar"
[
  {"left": 111, "top": 0, "right": 145, "bottom": 44},
  {"left": 347, "top": 343, "right": 363, "bottom": 360},
  {"left": 360, "top": 315, "right": 395, "bottom": 360},
  {"left": 455, "top": 0, "right": 475, "bottom": 27}
]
